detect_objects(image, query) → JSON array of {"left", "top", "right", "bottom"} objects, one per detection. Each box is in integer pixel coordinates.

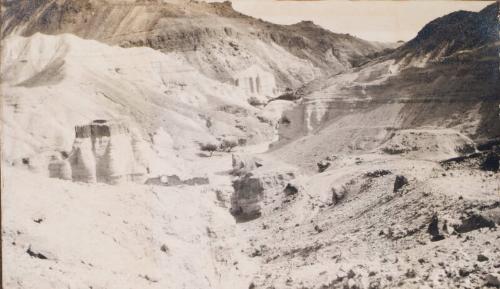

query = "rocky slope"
[
  {"left": 229, "top": 147, "right": 500, "bottom": 289},
  {"left": 271, "top": 3, "right": 500, "bottom": 169},
  {"left": 395, "top": 3, "right": 499, "bottom": 64},
  {"left": 1, "top": 0, "right": 391, "bottom": 89}
]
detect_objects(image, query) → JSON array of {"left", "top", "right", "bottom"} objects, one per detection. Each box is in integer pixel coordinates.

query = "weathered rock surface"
[
  {"left": 65, "top": 120, "right": 149, "bottom": 184},
  {"left": 231, "top": 166, "right": 297, "bottom": 222}
]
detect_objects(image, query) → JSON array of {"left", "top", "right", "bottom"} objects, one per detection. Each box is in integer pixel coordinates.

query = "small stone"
[
  {"left": 477, "top": 254, "right": 489, "bottom": 262},
  {"left": 405, "top": 269, "right": 417, "bottom": 278}
]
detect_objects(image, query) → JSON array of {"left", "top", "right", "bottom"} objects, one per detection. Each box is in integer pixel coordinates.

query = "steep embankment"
[
  {"left": 228, "top": 148, "right": 500, "bottom": 289},
  {"left": 1, "top": 0, "right": 391, "bottom": 89},
  {"left": 271, "top": 3, "right": 500, "bottom": 169}
]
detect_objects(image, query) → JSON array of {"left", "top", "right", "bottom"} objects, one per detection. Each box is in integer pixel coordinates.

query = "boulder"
[
  {"left": 231, "top": 168, "right": 296, "bottom": 222},
  {"left": 231, "top": 173, "right": 266, "bottom": 221},
  {"left": 393, "top": 175, "right": 408, "bottom": 193},
  {"left": 331, "top": 185, "right": 348, "bottom": 205}
]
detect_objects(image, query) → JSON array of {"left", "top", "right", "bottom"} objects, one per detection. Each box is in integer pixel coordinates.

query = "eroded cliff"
[{"left": 59, "top": 120, "right": 149, "bottom": 184}]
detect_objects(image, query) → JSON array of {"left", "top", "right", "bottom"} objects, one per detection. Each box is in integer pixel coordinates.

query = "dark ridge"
[{"left": 395, "top": 3, "right": 499, "bottom": 60}]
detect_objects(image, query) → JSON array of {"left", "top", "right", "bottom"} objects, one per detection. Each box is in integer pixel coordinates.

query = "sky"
[{"left": 213, "top": 1, "right": 494, "bottom": 42}]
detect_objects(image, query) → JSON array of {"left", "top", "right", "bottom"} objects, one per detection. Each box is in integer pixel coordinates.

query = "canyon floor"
[{"left": 3, "top": 135, "right": 500, "bottom": 289}]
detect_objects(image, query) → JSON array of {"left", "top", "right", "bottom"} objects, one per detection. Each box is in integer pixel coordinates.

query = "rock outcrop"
[
  {"left": 231, "top": 167, "right": 296, "bottom": 222},
  {"left": 232, "top": 65, "right": 277, "bottom": 98},
  {"left": 65, "top": 120, "right": 149, "bottom": 184}
]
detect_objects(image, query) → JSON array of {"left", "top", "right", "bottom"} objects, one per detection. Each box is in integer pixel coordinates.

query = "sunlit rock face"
[{"left": 68, "top": 120, "right": 149, "bottom": 184}]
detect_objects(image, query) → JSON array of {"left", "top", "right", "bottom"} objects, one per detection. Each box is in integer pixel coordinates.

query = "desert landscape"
[{"left": 1, "top": 0, "right": 499, "bottom": 288}]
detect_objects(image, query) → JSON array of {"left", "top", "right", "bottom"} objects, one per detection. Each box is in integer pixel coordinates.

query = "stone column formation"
[
  {"left": 232, "top": 65, "right": 276, "bottom": 97},
  {"left": 67, "top": 120, "right": 148, "bottom": 184}
]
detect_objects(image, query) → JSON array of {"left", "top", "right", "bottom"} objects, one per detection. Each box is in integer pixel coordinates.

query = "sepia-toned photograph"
[{"left": 0, "top": 0, "right": 499, "bottom": 288}]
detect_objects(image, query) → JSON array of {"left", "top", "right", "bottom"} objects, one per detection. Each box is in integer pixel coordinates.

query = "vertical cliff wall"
[
  {"left": 67, "top": 120, "right": 148, "bottom": 184},
  {"left": 232, "top": 65, "right": 277, "bottom": 97}
]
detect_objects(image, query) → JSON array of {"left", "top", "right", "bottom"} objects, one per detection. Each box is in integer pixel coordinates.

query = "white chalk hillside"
[
  {"left": 1, "top": 33, "right": 275, "bottom": 175},
  {"left": 2, "top": 162, "right": 251, "bottom": 289}
]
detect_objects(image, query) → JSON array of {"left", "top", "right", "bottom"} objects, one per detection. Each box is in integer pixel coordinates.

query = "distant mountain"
[{"left": 1, "top": 0, "right": 391, "bottom": 89}]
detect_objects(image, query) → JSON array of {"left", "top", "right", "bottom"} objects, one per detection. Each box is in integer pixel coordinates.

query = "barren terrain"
[{"left": 1, "top": 1, "right": 499, "bottom": 289}]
